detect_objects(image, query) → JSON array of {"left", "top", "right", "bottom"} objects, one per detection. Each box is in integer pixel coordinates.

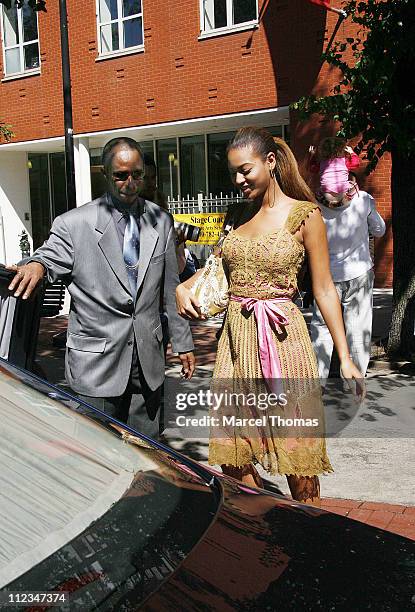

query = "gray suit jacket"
[{"left": 29, "top": 195, "right": 193, "bottom": 396}]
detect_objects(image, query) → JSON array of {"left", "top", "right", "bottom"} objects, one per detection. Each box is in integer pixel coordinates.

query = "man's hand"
[
  {"left": 6, "top": 262, "right": 45, "bottom": 300},
  {"left": 178, "top": 351, "right": 195, "bottom": 380}
]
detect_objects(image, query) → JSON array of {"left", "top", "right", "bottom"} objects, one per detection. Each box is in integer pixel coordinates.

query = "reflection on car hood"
[
  {"left": 1, "top": 359, "right": 414, "bottom": 610},
  {"left": 144, "top": 471, "right": 415, "bottom": 611}
]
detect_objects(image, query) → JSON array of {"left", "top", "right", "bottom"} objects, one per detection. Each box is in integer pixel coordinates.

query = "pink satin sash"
[{"left": 230, "top": 295, "right": 290, "bottom": 394}]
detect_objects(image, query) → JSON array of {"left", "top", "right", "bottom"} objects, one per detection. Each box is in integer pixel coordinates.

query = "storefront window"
[
  {"left": 207, "top": 131, "right": 235, "bottom": 197},
  {"left": 268, "top": 125, "right": 283, "bottom": 138},
  {"left": 138, "top": 140, "right": 155, "bottom": 160},
  {"left": 87, "top": 127, "right": 286, "bottom": 202},
  {"left": 28, "top": 153, "right": 67, "bottom": 249},
  {"left": 156, "top": 139, "right": 178, "bottom": 200},
  {"left": 180, "top": 135, "right": 206, "bottom": 198}
]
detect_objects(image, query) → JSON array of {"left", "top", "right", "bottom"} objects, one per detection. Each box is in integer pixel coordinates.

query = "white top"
[{"left": 320, "top": 191, "right": 386, "bottom": 282}]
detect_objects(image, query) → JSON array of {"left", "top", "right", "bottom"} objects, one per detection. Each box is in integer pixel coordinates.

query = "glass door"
[{"left": 29, "top": 153, "right": 67, "bottom": 250}]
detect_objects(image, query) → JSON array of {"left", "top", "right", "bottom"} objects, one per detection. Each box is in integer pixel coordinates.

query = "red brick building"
[{"left": 0, "top": 0, "right": 392, "bottom": 285}]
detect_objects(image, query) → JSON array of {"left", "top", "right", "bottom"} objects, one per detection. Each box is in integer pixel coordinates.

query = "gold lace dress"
[{"left": 209, "top": 201, "right": 333, "bottom": 476}]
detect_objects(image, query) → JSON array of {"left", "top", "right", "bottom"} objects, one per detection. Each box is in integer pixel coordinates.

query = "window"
[
  {"left": 201, "top": 0, "right": 257, "bottom": 34},
  {"left": 97, "top": 0, "right": 143, "bottom": 56},
  {"left": 207, "top": 131, "right": 235, "bottom": 197},
  {"left": 180, "top": 135, "right": 206, "bottom": 198},
  {"left": 29, "top": 153, "right": 67, "bottom": 249},
  {"left": 156, "top": 138, "right": 179, "bottom": 200},
  {"left": 1, "top": 0, "right": 40, "bottom": 77}
]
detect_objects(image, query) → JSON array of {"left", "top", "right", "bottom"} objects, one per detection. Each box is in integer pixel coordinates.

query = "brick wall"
[
  {"left": 67, "top": 0, "right": 280, "bottom": 133},
  {"left": 0, "top": 0, "right": 392, "bottom": 285},
  {"left": 0, "top": 0, "right": 353, "bottom": 138},
  {"left": 0, "top": 3, "right": 64, "bottom": 141}
]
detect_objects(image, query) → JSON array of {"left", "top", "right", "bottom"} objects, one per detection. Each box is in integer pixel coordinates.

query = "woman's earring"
[{"left": 269, "top": 167, "right": 275, "bottom": 208}]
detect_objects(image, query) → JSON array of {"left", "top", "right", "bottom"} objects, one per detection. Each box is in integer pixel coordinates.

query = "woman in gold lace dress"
[{"left": 176, "top": 127, "right": 364, "bottom": 506}]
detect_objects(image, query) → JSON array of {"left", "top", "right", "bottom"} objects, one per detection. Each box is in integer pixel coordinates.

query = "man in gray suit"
[{"left": 8, "top": 137, "right": 195, "bottom": 437}]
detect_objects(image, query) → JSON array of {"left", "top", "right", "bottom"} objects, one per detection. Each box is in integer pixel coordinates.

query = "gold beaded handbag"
[{"left": 190, "top": 222, "right": 233, "bottom": 318}]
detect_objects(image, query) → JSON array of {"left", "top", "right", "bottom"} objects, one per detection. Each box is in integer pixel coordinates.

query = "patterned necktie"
[{"left": 123, "top": 213, "right": 140, "bottom": 295}]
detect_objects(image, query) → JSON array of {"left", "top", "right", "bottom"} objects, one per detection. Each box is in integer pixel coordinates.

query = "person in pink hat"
[{"left": 308, "top": 137, "right": 360, "bottom": 207}]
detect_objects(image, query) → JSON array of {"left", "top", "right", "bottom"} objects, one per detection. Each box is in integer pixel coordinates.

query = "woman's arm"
[
  {"left": 302, "top": 208, "right": 365, "bottom": 396},
  {"left": 176, "top": 267, "right": 205, "bottom": 319}
]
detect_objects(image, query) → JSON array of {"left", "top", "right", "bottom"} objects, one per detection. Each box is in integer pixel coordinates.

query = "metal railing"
[
  {"left": 167, "top": 193, "right": 244, "bottom": 214},
  {"left": 167, "top": 194, "right": 245, "bottom": 265}
]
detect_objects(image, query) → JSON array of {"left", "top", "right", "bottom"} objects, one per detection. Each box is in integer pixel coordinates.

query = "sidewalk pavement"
[{"left": 35, "top": 289, "right": 415, "bottom": 540}]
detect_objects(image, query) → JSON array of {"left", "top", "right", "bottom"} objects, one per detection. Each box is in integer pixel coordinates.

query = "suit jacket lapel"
[
  {"left": 95, "top": 196, "right": 131, "bottom": 295},
  {"left": 135, "top": 204, "right": 159, "bottom": 295}
]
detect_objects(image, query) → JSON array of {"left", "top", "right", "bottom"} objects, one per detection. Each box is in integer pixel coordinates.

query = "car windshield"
[{"left": 0, "top": 363, "right": 219, "bottom": 608}]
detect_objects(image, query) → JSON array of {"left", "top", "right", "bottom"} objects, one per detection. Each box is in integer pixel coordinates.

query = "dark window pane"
[
  {"left": 24, "top": 43, "right": 39, "bottom": 70},
  {"left": 268, "top": 125, "right": 283, "bottom": 138},
  {"left": 22, "top": 2, "right": 38, "bottom": 42},
  {"left": 214, "top": 0, "right": 227, "bottom": 28},
  {"left": 123, "top": 0, "right": 141, "bottom": 18},
  {"left": 29, "top": 154, "right": 51, "bottom": 250},
  {"left": 112, "top": 22, "right": 120, "bottom": 49},
  {"left": 50, "top": 153, "right": 68, "bottom": 219},
  {"left": 180, "top": 136, "right": 206, "bottom": 198},
  {"left": 91, "top": 167, "right": 107, "bottom": 200},
  {"left": 29, "top": 154, "right": 68, "bottom": 249},
  {"left": 208, "top": 132, "right": 235, "bottom": 197},
  {"left": 123, "top": 17, "right": 142, "bottom": 48},
  {"left": 233, "top": 0, "right": 257, "bottom": 24},
  {"left": 157, "top": 139, "right": 178, "bottom": 200},
  {"left": 138, "top": 141, "right": 155, "bottom": 158}
]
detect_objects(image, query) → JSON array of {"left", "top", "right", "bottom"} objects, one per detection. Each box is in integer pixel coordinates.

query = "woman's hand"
[
  {"left": 176, "top": 283, "right": 204, "bottom": 320},
  {"left": 340, "top": 357, "right": 366, "bottom": 402}
]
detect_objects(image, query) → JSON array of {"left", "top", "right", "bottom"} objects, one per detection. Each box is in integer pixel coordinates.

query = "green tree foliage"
[
  {"left": 292, "top": 0, "right": 415, "bottom": 358},
  {"left": 293, "top": 0, "right": 414, "bottom": 169},
  {"left": 0, "top": 121, "right": 14, "bottom": 142}
]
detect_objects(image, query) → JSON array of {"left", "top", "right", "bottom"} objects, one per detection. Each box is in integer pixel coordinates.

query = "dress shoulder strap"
[{"left": 286, "top": 201, "right": 320, "bottom": 235}]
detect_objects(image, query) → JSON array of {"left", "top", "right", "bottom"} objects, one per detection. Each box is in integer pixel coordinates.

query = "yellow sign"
[{"left": 173, "top": 213, "right": 226, "bottom": 245}]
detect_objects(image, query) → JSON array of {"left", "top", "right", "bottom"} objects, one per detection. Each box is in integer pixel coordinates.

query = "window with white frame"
[
  {"left": 97, "top": 0, "right": 143, "bottom": 55},
  {"left": 1, "top": 0, "right": 40, "bottom": 76},
  {"left": 201, "top": 0, "right": 258, "bottom": 34}
]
